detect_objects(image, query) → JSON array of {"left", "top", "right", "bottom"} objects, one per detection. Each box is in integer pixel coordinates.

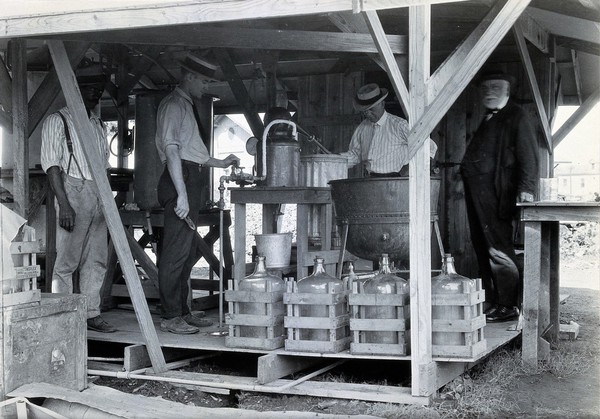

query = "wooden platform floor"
[
  {"left": 90, "top": 308, "right": 521, "bottom": 363},
  {"left": 86, "top": 308, "right": 521, "bottom": 404}
]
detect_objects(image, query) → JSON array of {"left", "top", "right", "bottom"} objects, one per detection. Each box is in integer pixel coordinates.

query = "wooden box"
[
  {"left": 432, "top": 277, "right": 487, "bottom": 359},
  {"left": 3, "top": 225, "right": 41, "bottom": 307},
  {"left": 225, "top": 279, "right": 285, "bottom": 350},
  {"left": 1, "top": 294, "right": 87, "bottom": 400},
  {"left": 284, "top": 280, "right": 351, "bottom": 353},
  {"left": 349, "top": 282, "right": 411, "bottom": 356}
]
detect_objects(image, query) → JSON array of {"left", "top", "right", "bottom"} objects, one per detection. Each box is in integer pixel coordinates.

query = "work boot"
[
  {"left": 87, "top": 316, "right": 117, "bottom": 333},
  {"left": 182, "top": 312, "right": 213, "bottom": 328},
  {"left": 160, "top": 317, "right": 199, "bottom": 334},
  {"left": 486, "top": 305, "right": 520, "bottom": 323}
]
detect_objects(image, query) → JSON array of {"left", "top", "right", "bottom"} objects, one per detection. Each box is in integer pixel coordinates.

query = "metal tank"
[{"left": 329, "top": 177, "right": 441, "bottom": 264}]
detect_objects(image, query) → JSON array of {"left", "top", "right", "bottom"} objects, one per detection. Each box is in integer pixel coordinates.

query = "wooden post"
[
  {"left": 11, "top": 38, "right": 28, "bottom": 218},
  {"left": 408, "top": 5, "right": 435, "bottom": 397},
  {"left": 47, "top": 40, "right": 166, "bottom": 372}
]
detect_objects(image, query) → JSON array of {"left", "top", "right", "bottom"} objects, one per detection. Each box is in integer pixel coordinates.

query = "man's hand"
[
  {"left": 518, "top": 192, "right": 534, "bottom": 202},
  {"left": 224, "top": 154, "right": 240, "bottom": 167},
  {"left": 175, "top": 193, "right": 190, "bottom": 219},
  {"left": 58, "top": 202, "right": 76, "bottom": 232}
]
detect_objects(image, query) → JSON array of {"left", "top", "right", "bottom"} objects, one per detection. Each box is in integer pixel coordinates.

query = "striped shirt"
[
  {"left": 40, "top": 107, "right": 109, "bottom": 180},
  {"left": 341, "top": 111, "right": 437, "bottom": 174},
  {"left": 155, "top": 87, "right": 210, "bottom": 165}
]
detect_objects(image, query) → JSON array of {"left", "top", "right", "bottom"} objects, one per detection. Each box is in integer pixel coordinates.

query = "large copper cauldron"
[{"left": 330, "top": 177, "right": 441, "bottom": 263}]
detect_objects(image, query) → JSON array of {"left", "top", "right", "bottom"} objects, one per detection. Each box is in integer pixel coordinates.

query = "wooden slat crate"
[
  {"left": 3, "top": 225, "right": 41, "bottom": 307},
  {"left": 1, "top": 294, "right": 87, "bottom": 400},
  {"left": 225, "top": 279, "right": 285, "bottom": 350},
  {"left": 349, "top": 282, "right": 411, "bottom": 356},
  {"left": 284, "top": 280, "right": 351, "bottom": 353},
  {"left": 432, "top": 277, "right": 487, "bottom": 358}
]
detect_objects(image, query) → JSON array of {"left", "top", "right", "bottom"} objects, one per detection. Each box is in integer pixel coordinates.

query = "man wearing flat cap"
[
  {"left": 155, "top": 52, "right": 240, "bottom": 334},
  {"left": 461, "top": 72, "right": 539, "bottom": 322},
  {"left": 340, "top": 83, "right": 437, "bottom": 177},
  {"left": 41, "top": 59, "right": 116, "bottom": 333}
]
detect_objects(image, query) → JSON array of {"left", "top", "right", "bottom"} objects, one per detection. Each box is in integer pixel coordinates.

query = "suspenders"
[{"left": 57, "top": 110, "right": 86, "bottom": 180}]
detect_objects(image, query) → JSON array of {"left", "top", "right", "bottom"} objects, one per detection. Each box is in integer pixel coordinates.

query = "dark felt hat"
[
  {"left": 478, "top": 71, "right": 516, "bottom": 86},
  {"left": 75, "top": 60, "right": 108, "bottom": 85},
  {"left": 180, "top": 53, "right": 219, "bottom": 80},
  {"left": 354, "top": 83, "right": 389, "bottom": 111}
]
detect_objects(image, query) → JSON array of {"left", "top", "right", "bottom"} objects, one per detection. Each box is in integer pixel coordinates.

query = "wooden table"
[
  {"left": 229, "top": 187, "right": 335, "bottom": 282},
  {"left": 518, "top": 202, "right": 600, "bottom": 367}
]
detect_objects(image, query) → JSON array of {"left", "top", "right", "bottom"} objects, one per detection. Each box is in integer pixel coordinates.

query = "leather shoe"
[
  {"left": 486, "top": 305, "right": 519, "bottom": 322},
  {"left": 160, "top": 317, "right": 199, "bottom": 334},
  {"left": 484, "top": 305, "right": 499, "bottom": 316},
  {"left": 87, "top": 316, "right": 116, "bottom": 333},
  {"left": 183, "top": 312, "right": 213, "bottom": 328}
]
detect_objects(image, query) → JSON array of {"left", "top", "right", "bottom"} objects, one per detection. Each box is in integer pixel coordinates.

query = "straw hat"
[
  {"left": 354, "top": 83, "right": 389, "bottom": 111},
  {"left": 180, "top": 53, "right": 219, "bottom": 80}
]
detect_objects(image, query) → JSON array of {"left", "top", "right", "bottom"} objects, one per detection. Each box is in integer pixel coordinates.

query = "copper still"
[{"left": 330, "top": 177, "right": 441, "bottom": 264}]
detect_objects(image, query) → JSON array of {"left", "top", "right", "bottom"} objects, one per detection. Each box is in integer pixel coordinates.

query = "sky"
[{"left": 553, "top": 103, "right": 600, "bottom": 165}]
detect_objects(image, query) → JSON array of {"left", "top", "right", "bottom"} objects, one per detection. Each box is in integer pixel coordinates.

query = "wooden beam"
[
  {"left": 55, "top": 26, "right": 408, "bottom": 54},
  {"left": 571, "top": 50, "right": 583, "bottom": 105},
  {"left": 47, "top": 40, "right": 167, "bottom": 373},
  {"left": 516, "top": 10, "right": 549, "bottom": 53},
  {"left": 214, "top": 48, "right": 264, "bottom": 139},
  {"left": 27, "top": 42, "right": 89, "bottom": 136},
  {"left": 328, "top": 11, "right": 387, "bottom": 71},
  {"left": 555, "top": 36, "right": 600, "bottom": 56},
  {"left": 409, "top": 0, "right": 531, "bottom": 160},
  {"left": 11, "top": 38, "right": 28, "bottom": 218},
  {"left": 513, "top": 21, "right": 553, "bottom": 152},
  {"left": 408, "top": 4, "right": 435, "bottom": 398},
  {"left": 0, "top": 53, "right": 12, "bottom": 122},
  {"left": 553, "top": 88, "right": 600, "bottom": 148},
  {"left": 0, "top": 1, "right": 360, "bottom": 38},
  {"left": 362, "top": 10, "right": 410, "bottom": 117},
  {"left": 354, "top": 0, "right": 472, "bottom": 12}
]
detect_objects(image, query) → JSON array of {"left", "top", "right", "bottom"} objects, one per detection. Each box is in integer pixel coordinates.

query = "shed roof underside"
[{"left": 0, "top": 0, "right": 598, "bottom": 113}]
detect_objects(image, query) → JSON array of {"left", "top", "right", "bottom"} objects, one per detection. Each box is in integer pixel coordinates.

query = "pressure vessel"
[
  {"left": 362, "top": 254, "right": 409, "bottom": 344},
  {"left": 297, "top": 257, "right": 346, "bottom": 341},
  {"left": 238, "top": 255, "right": 285, "bottom": 338},
  {"left": 432, "top": 253, "right": 477, "bottom": 346}
]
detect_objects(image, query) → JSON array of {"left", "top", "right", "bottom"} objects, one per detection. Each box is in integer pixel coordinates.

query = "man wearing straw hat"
[
  {"left": 155, "top": 52, "right": 240, "bottom": 334},
  {"left": 340, "top": 83, "right": 437, "bottom": 177}
]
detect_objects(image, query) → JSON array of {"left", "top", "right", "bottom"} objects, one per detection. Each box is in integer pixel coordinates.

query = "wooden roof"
[{"left": 0, "top": 0, "right": 598, "bottom": 114}]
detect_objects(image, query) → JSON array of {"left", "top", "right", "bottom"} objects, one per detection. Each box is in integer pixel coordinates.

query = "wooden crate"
[
  {"left": 3, "top": 225, "right": 41, "bottom": 307},
  {"left": 1, "top": 294, "right": 87, "bottom": 400},
  {"left": 349, "top": 282, "right": 411, "bottom": 356},
  {"left": 432, "top": 277, "right": 487, "bottom": 359},
  {"left": 283, "top": 280, "right": 351, "bottom": 353},
  {"left": 225, "top": 279, "right": 285, "bottom": 350}
]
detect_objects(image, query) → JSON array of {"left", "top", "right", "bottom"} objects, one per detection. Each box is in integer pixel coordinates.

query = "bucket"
[
  {"left": 255, "top": 233, "right": 293, "bottom": 268},
  {"left": 300, "top": 154, "right": 348, "bottom": 187}
]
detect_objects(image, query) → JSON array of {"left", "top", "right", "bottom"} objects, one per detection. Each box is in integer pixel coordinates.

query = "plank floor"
[{"left": 90, "top": 308, "right": 520, "bottom": 363}]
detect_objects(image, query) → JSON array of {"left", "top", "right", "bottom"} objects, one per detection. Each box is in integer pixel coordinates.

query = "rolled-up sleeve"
[
  {"left": 40, "top": 113, "right": 65, "bottom": 173},
  {"left": 156, "top": 98, "right": 185, "bottom": 154}
]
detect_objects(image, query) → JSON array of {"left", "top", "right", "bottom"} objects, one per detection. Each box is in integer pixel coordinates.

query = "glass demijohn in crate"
[
  {"left": 238, "top": 255, "right": 285, "bottom": 338},
  {"left": 362, "top": 253, "right": 409, "bottom": 344},
  {"left": 432, "top": 253, "right": 477, "bottom": 346},
  {"left": 297, "top": 257, "right": 346, "bottom": 341}
]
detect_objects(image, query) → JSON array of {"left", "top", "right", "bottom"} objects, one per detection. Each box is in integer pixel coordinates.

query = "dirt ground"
[{"left": 94, "top": 230, "right": 600, "bottom": 418}]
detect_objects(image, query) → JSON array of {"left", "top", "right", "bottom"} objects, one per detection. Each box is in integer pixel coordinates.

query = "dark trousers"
[
  {"left": 463, "top": 175, "right": 521, "bottom": 307},
  {"left": 157, "top": 161, "right": 204, "bottom": 319}
]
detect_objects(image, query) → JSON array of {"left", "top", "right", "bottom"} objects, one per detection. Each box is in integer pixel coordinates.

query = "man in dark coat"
[{"left": 461, "top": 72, "right": 539, "bottom": 322}]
